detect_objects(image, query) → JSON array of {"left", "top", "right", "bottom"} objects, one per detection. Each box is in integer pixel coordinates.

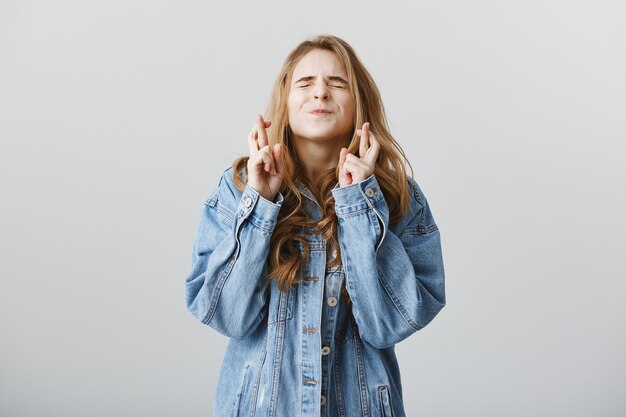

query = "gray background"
[{"left": 1, "top": 0, "right": 624, "bottom": 416}]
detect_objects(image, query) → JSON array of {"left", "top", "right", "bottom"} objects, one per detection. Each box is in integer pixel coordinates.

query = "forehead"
[{"left": 291, "top": 49, "right": 348, "bottom": 78}]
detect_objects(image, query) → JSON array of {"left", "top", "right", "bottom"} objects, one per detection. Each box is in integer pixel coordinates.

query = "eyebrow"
[{"left": 294, "top": 75, "right": 349, "bottom": 85}]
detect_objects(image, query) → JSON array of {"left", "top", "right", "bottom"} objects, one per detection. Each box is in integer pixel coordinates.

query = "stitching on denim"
[
  {"left": 267, "top": 286, "right": 293, "bottom": 325},
  {"left": 335, "top": 204, "right": 371, "bottom": 217},
  {"left": 232, "top": 363, "right": 251, "bottom": 417},
  {"left": 268, "top": 294, "right": 287, "bottom": 417},
  {"left": 205, "top": 193, "right": 218, "bottom": 206},
  {"left": 351, "top": 325, "right": 370, "bottom": 417},
  {"left": 399, "top": 224, "right": 439, "bottom": 237},
  {"left": 369, "top": 202, "right": 388, "bottom": 252},
  {"left": 246, "top": 215, "right": 276, "bottom": 234},
  {"left": 201, "top": 255, "right": 237, "bottom": 325},
  {"left": 333, "top": 347, "right": 346, "bottom": 417},
  {"left": 248, "top": 337, "right": 268, "bottom": 416},
  {"left": 204, "top": 198, "right": 235, "bottom": 224},
  {"left": 377, "top": 385, "right": 393, "bottom": 417},
  {"left": 377, "top": 267, "right": 420, "bottom": 332}
]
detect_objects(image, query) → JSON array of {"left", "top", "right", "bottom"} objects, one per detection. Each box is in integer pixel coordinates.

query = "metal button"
[
  {"left": 365, "top": 187, "right": 376, "bottom": 197},
  {"left": 331, "top": 248, "right": 337, "bottom": 259},
  {"left": 321, "top": 346, "right": 330, "bottom": 355},
  {"left": 243, "top": 196, "right": 252, "bottom": 207},
  {"left": 327, "top": 296, "right": 338, "bottom": 307},
  {"left": 320, "top": 395, "right": 327, "bottom": 405},
  {"left": 304, "top": 379, "right": 317, "bottom": 385}
]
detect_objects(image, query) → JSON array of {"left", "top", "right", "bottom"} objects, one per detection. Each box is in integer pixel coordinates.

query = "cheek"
[
  {"left": 342, "top": 97, "right": 356, "bottom": 121},
  {"left": 287, "top": 96, "right": 301, "bottom": 116}
]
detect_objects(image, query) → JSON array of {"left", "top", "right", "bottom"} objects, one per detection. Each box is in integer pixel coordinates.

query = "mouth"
[{"left": 309, "top": 109, "right": 332, "bottom": 116}]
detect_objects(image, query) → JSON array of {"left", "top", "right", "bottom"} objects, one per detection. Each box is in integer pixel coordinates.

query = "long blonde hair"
[{"left": 233, "top": 34, "right": 414, "bottom": 295}]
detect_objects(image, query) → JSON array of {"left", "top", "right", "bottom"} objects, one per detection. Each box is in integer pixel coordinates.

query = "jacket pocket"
[
  {"left": 377, "top": 385, "right": 394, "bottom": 417},
  {"left": 232, "top": 363, "right": 252, "bottom": 417}
]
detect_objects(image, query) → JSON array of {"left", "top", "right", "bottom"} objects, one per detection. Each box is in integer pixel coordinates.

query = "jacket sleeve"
[
  {"left": 184, "top": 168, "right": 283, "bottom": 339},
  {"left": 331, "top": 174, "right": 446, "bottom": 349}
]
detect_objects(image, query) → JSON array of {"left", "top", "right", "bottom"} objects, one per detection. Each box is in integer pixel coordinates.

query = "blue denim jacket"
[{"left": 185, "top": 166, "right": 446, "bottom": 417}]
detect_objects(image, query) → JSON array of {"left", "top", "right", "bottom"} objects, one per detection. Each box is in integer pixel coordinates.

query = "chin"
[
  {"left": 298, "top": 132, "right": 342, "bottom": 141},
  {"left": 293, "top": 126, "right": 349, "bottom": 141}
]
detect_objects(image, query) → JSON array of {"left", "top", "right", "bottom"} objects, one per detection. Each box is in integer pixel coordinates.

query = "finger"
[
  {"left": 250, "top": 145, "right": 273, "bottom": 173},
  {"left": 248, "top": 136, "right": 259, "bottom": 155},
  {"left": 248, "top": 125, "right": 260, "bottom": 153},
  {"left": 257, "top": 114, "right": 269, "bottom": 149},
  {"left": 339, "top": 148, "right": 348, "bottom": 170},
  {"left": 363, "top": 133, "right": 381, "bottom": 165},
  {"left": 343, "top": 158, "right": 369, "bottom": 181},
  {"left": 358, "top": 122, "right": 370, "bottom": 158},
  {"left": 346, "top": 153, "right": 370, "bottom": 171},
  {"left": 338, "top": 148, "right": 351, "bottom": 186},
  {"left": 249, "top": 145, "right": 271, "bottom": 167},
  {"left": 272, "top": 144, "right": 284, "bottom": 175},
  {"left": 260, "top": 145, "right": 274, "bottom": 173}
]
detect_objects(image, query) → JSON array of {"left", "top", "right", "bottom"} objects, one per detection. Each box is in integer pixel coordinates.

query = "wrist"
[{"left": 248, "top": 184, "right": 277, "bottom": 203}]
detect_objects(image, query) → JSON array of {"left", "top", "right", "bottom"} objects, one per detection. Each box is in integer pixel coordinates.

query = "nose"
[{"left": 313, "top": 82, "right": 330, "bottom": 100}]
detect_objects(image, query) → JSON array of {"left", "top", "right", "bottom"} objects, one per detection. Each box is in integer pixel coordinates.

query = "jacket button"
[
  {"left": 243, "top": 196, "right": 252, "bottom": 207},
  {"left": 331, "top": 248, "right": 338, "bottom": 259},
  {"left": 321, "top": 346, "right": 330, "bottom": 355},
  {"left": 320, "top": 395, "right": 327, "bottom": 405},
  {"left": 304, "top": 379, "right": 317, "bottom": 385},
  {"left": 365, "top": 187, "right": 376, "bottom": 197},
  {"left": 327, "top": 296, "right": 338, "bottom": 307}
]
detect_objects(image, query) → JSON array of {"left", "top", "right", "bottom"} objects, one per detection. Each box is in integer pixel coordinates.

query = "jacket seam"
[
  {"left": 248, "top": 336, "right": 268, "bottom": 416},
  {"left": 352, "top": 321, "right": 370, "bottom": 417},
  {"left": 376, "top": 267, "right": 420, "bottom": 332},
  {"left": 205, "top": 194, "right": 235, "bottom": 224},
  {"left": 334, "top": 205, "right": 371, "bottom": 217},
  {"left": 201, "top": 255, "right": 237, "bottom": 326}
]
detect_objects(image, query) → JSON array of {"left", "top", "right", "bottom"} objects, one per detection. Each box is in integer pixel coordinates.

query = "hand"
[
  {"left": 338, "top": 122, "right": 380, "bottom": 188},
  {"left": 247, "top": 114, "right": 284, "bottom": 201}
]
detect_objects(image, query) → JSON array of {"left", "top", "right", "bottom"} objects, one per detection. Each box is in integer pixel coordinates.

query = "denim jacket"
[{"left": 185, "top": 166, "right": 446, "bottom": 417}]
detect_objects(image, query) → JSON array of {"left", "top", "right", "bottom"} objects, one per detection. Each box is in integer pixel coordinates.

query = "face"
[{"left": 287, "top": 49, "right": 355, "bottom": 144}]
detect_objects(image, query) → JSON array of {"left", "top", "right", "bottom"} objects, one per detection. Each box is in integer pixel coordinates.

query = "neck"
[{"left": 292, "top": 135, "right": 347, "bottom": 184}]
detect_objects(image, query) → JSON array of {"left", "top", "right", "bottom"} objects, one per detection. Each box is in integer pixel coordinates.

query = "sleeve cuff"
[
  {"left": 236, "top": 185, "right": 284, "bottom": 231},
  {"left": 331, "top": 174, "right": 384, "bottom": 215}
]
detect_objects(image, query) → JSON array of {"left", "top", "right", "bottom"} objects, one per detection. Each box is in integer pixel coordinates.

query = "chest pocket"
[{"left": 267, "top": 284, "right": 294, "bottom": 325}]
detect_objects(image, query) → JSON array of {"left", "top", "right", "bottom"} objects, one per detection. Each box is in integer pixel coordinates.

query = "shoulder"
[{"left": 205, "top": 166, "right": 246, "bottom": 217}]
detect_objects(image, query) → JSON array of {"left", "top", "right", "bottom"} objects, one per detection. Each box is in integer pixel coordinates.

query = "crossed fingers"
[
  {"left": 247, "top": 114, "right": 275, "bottom": 175},
  {"left": 339, "top": 122, "right": 380, "bottom": 185}
]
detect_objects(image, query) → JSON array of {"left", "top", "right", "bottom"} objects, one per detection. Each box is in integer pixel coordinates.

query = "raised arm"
[
  {"left": 184, "top": 167, "right": 283, "bottom": 338},
  {"left": 331, "top": 174, "right": 446, "bottom": 349}
]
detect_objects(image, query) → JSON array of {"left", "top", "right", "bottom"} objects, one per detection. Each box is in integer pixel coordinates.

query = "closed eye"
[{"left": 297, "top": 83, "right": 345, "bottom": 89}]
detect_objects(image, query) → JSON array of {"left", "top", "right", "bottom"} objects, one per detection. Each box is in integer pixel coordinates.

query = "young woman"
[{"left": 185, "top": 34, "right": 446, "bottom": 417}]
